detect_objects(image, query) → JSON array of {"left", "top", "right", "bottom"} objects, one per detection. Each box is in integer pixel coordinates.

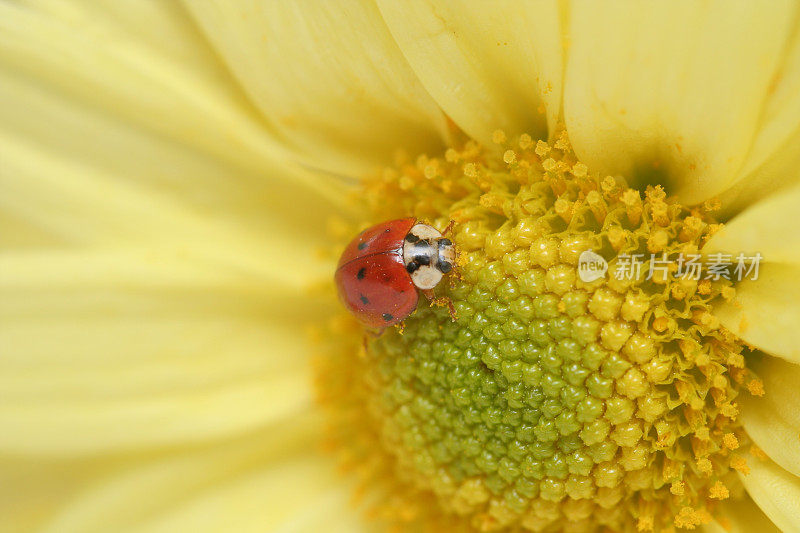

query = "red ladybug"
[{"left": 335, "top": 218, "right": 456, "bottom": 329}]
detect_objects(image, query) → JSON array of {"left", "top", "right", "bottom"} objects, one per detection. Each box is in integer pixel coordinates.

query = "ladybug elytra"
[{"left": 335, "top": 218, "right": 456, "bottom": 330}]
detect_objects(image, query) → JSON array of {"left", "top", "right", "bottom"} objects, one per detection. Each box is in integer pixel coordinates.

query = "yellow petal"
[
  {"left": 563, "top": 0, "right": 796, "bottom": 204},
  {"left": 712, "top": 264, "right": 800, "bottom": 364},
  {"left": 377, "top": 0, "right": 563, "bottom": 145},
  {"left": 705, "top": 497, "right": 781, "bottom": 533},
  {"left": 0, "top": 1, "right": 343, "bottom": 275},
  {"left": 0, "top": 1, "right": 327, "bottom": 192},
  {"left": 719, "top": 26, "right": 800, "bottom": 216},
  {"left": 741, "top": 356, "right": 800, "bottom": 478},
  {"left": 705, "top": 182, "right": 800, "bottom": 265},
  {"left": 184, "top": 0, "right": 448, "bottom": 178},
  {"left": 1, "top": 128, "right": 334, "bottom": 282},
  {"left": 136, "top": 461, "right": 369, "bottom": 533},
  {"left": 706, "top": 185, "right": 800, "bottom": 362},
  {"left": 0, "top": 1, "right": 342, "bottom": 455},
  {"left": 18, "top": 413, "right": 367, "bottom": 533},
  {"left": 739, "top": 456, "right": 800, "bottom": 533},
  {"left": 0, "top": 251, "right": 326, "bottom": 454}
]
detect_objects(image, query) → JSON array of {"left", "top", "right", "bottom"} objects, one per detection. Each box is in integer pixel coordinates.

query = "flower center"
[{"left": 315, "top": 130, "right": 762, "bottom": 532}]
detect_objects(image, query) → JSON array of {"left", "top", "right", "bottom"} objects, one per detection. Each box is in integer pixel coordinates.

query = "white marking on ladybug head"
[{"left": 403, "top": 223, "right": 455, "bottom": 290}]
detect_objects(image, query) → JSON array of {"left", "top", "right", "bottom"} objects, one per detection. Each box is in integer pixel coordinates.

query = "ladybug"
[{"left": 335, "top": 218, "right": 456, "bottom": 330}]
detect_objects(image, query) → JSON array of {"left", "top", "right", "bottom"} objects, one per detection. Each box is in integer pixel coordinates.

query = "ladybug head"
[{"left": 403, "top": 223, "right": 456, "bottom": 290}]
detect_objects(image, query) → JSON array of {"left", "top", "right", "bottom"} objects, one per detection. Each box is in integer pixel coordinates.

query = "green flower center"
[{"left": 316, "top": 130, "right": 762, "bottom": 532}]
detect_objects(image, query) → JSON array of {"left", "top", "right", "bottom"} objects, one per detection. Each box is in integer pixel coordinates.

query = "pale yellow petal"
[
  {"left": 739, "top": 457, "right": 800, "bottom": 533},
  {"left": 0, "top": 127, "right": 333, "bottom": 283},
  {"left": 0, "top": 458, "right": 92, "bottom": 532},
  {"left": 712, "top": 264, "right": 800, "bottom": 364},
  {"left": 377, "top": 0, "right": 563, "bottom": 145},
  {"left": 740, "top": 356, "right": 800, "bottom": 478},
  {"left": 0, "top": 414, "right": 316, "bottom": 532},
  {"left": 705, "top": 182, "right": 800, "bottom": 265},
  {"left": 0, "top": 1, "right": 344, "bottom": 455},
  {"left": 706, "top": 185, "right": 800, "bottom": 362},
  {"left": 563, "top": 0, "right": 796, "bottom": 204},
  {"left": 184, "top": 0, "right": 448, "bottom": 178},
  {"left": 0, "top": 0, "right": 347, "bottom": 268},
  {"left": 19, "top": 413, "right": 367, "bottom": 533},
  {"left": 0, "top": 250, "right": 328, "bottom": 455},
  {"left": 135, "top": 461, "right": 370, "bottom": 533},
  {"left": 0, "top": 2, "right": 343, "bottom": 277},
  {"left": 704, "top": 497, "right": 780, "bottom": 533},
  {"left": 0, "top": 1, "right": 324, "bottom": 191},
  {"left": 719, "top": 25, "right": 800, "bottom": 216},
  {"left": 0, "top": 2, "right": 352, "bottom": 530}
]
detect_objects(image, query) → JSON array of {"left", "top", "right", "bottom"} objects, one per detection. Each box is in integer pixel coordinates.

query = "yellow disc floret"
[{"left": 315, "top": 130, "right": 762, "bottom": 532}]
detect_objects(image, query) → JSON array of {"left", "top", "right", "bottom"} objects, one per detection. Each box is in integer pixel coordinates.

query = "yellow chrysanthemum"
[{"left": 2, "top": 1, "right": 800, "bottom": 532}]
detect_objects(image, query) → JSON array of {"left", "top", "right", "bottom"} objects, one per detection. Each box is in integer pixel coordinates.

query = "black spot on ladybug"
[
  {"left": 406, "top": 262, "right": 420, "bottom": 273},
  {"left": 357, "top": 241, "right": 367, "bottom": 250},
  {"left": 439, "top": 260, "right": 453, "bottom": 273},
  {"left": 357, "top": 267, "right": 366, "bottom": 280},
  {"left": 360, "top": 295, "right": 369, "bottom": 304},
  {"left": 414, "top": 254, "right": 431, "bottom": 266},
  {"left": 382, "top": 313, "right": 394, "bottom": 322},
  {"left": 439, "top": 238, "right": 452, "bottom": 247},
  {"left": 405, "top": 233, "right": 419, "bottom": 243}
]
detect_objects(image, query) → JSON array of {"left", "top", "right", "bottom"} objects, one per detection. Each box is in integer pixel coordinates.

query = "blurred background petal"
[
  {"left": 719, "top": 27, "right": 800, "bottom": 217},
  {"left": 0, "top": 0, "right": 339, "bottom": 492},
  {"left": 0, "top": 257, "right": 327, "bottom": 454},
  {"left": 740, "top": 356, "right": 800, "bottom": 478},
  {"left": 706, "top": 497, "right": 780, "bottom": 533},
  {"left": 377, "top": 0, "right": 563, "bottom": 145},
  {"left": 0, "top": 414, "right": 364, "bottom": 533},
  {"left": 184, "top": 0, "right": 449, "bottom": 178},
  {"left": 0, "top": 0, "right": 344, "bottom": 196},
  {"left": 563, "top": 0, "right": 797, "bottom": 204},
  {"left": 739, "top": 454, "right": 800, "bottom": 532}
]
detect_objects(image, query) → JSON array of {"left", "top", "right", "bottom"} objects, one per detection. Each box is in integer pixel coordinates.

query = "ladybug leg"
[
  {"left": 441, "top": 220, "right": 455, "bottom": 237},
  {"left": 361, "top": 328, "right": 384, "bottom": 356},
  {"left": 441, "top": 296, "right": 457, "bottom": 322},
  {"left": 423, "top": 289, "right": 457, "bottom": 322}
]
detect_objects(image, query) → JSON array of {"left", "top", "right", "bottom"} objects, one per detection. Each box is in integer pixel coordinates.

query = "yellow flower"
[{"left": 2, "top": 1, "right": 800, "bottom": 532}]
